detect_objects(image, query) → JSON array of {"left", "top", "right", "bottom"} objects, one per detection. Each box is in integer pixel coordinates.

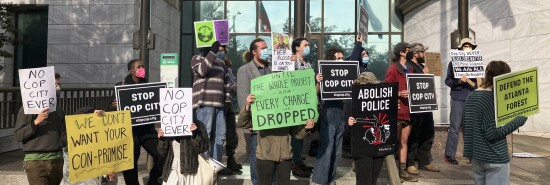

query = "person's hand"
[
  {"left": 356, "top": 35, "right": 363, "bottom": 42},
  {"left": 94, "top": 110, "right": 105, "bottom": 117},
  {"left": 106, "top": 172, "right": 116, "bottom": 182},
  {"left": 245, "top": 94, "right": 256, "bottom": 111},
  {"left": 459, "top": 74, "right": 468, "bottom": 84},
  {"left": 423, "top": 67, "right": 430, "bottom": 74},
  {"left": 111, "top": 100, "right": 118, "bottom": 108},
  {"left": 34, "top": 109, "right": 49, "bottom": 125},
  {"left": 398, "top": 99, "right": 401, "bottom": 110},
  {"left": 211, "top": 41, "right": 221, "bottom": 54},
  {"left": 305, "top": 119, "right": 315, "bottom": 129},
  {"left": 190, "top": 123, "right": 198, "bottom": 131},
  {"left": 398, "top": 90, "right": 409, "bottom": 98},
  {"left": 348, "top": 117, "right": 356, "bottom": 126},
  {"left": 290, "top": 54, "right": 296, "bottom": 62},
  {"left": 158, "top": 128, "right": 164, "bottom": 138},
  {"left": 316, "top": 73, "right": 323, "bottom": 83}
]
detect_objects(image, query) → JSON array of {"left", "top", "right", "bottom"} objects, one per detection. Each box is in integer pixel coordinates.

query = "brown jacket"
[{"left": 237, "top": 107, "right": 309, "bottom": 162}]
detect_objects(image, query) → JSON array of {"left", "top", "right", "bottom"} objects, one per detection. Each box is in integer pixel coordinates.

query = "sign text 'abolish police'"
[
  {"left": 250, "top": 69, "right": 318, "bottom": 130},
  {"left": 494, "top": 67, "right": 539, "bottom": 127},
  {"left": 115, "top": 82, "right": 167, "bottom": 126},
  {"left": 406, "top": 74, "right": 438, "bottom": 113}
]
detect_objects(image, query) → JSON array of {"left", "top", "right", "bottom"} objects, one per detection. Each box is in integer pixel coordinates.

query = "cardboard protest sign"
[
  {"left": 250, "top": 69, "right": 319, "bottom": 130},
  {"left": 160, "top": 53, "right": 179, "bottom": 88},
  {"left": 194, "top": 21, "right": 217, "bottom": 48},
  {"left": 351, "top": 83, "right": 398, "bottom": 157},
  {"left": 272, "top": 32, "right": 294, "bottom": 71},
  {"left": 18, "top": 66, "right": 57, "bottom": 114},
  {"left": 450, "top": 50, "right": 484, "bottom": 78},
  {"left": 214, "top": 20, "right": 230, "bottom": 45},
  {"left": 115, "top": 82, "right": 167, "bottom": 126},
  {"left": 406, "top": 74, "right": 438, "bottom": 113},
  {"left": 160, "top": 88, "right": 193, "bottom": 137},
  {"left": 358, "top": 5, "right": 369, "bottom": 43},
  {"left": 65, "top": 110, "right": 134, "bottom": 183},
  {"left": 425, "top": 52, "right": 442, "bottom": 76},
  {"left": 318, "top": 60, "right": 359, "bottom": 100},
  {"left": 494, "top": 67, "right": 539, "bottom": 127}
]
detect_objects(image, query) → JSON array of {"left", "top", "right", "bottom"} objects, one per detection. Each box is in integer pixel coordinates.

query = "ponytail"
[{"left": 243, "top": 51, "right": 254, "bottom": 62}]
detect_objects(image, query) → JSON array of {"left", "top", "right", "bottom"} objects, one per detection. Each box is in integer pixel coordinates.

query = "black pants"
[
  {"left": 407, "top": 112, "right": 435, "bottom": 167},
  {"left": 354, "top": 156, "right": 385, "bottom": 185},
  {"left": 256, "top": 159, "right": 292, "bottom": 185},
  {"left": 225, "top": 104, "right": 238, "bottom": 158},
  {"left": 123, "top": 127, "right": 165, "bottom": 185}
]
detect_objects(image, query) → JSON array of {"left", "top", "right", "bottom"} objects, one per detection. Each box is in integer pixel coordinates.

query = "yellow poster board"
[{"left": 65, "top": 110, "right": 134, "bottom": 183}]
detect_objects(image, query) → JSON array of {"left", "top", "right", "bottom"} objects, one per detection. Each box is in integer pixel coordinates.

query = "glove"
[{"left": 211, "top": 41, "right": 221, "bottom": 54}]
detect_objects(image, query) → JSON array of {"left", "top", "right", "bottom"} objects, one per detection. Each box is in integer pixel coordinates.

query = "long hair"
[
  {"left": 242, "top": 38, "right": 265, "bottom": 62},
  {"left": 325, "top": 48, "right": 344, "bottom": 60},
  {"left": 481, "top": 61, "right": 511, "bottom": 88}
]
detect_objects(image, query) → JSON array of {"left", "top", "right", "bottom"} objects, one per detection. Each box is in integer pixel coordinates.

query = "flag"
[{"left": 259, "top": 1, "right": 271, "bottom": 32}]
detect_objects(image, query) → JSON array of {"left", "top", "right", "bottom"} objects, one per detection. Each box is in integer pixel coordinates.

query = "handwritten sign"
[
  {"left": 450, "top": 50, "right": 484, "bottom": 78},
  {"left": 214, "top": 20, "right": 230, "bottom": 45},
  {"left": 494, "top": 67, "right": 539, "bottom": 127},
  {"left": 318, "top": 60, "right": 359, "bottom": 100},
  {"left": 160, "top": 88, "right": 193, "bottom": 136},
  {"left": 272, "top": 32, "right": 294, "bottom": 71},
  {"left": 18, "top": 66, "right": 57, "bottom": 114},
  {"left": 65, "top": 110, "right": 134, "bottom": 183},
  {"left": 406, "top": 73, "right": 438, "bottom": 113},
  {"left": 424, "top": 52, "right": 442, "bottom": 76},
  {"left": 250, "top": 69, "right": 318, "bottom": 130},
  {"left": 351, "top": 83, "right": 398, "bottom": 157},
  {"left": 115, "top": 82, "right": 167, "bottom": 126}
]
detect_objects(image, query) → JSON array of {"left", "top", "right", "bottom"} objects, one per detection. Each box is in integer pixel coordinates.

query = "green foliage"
[{"left": 0, "top": 2, "right": 17, "bottom": 58}]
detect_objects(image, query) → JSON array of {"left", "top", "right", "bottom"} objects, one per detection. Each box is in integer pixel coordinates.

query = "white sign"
[
  {"left": 450, "top": 50, "right": 485, "bottom": 78},
  {"left": 159, "top": 88, "right": 193, "bottom": 136},
  {"left": 18, "top": 66, "right": 57, "bottom": 114},
  {"left": 272, "top": 32, "right": 294, "bottom": 71}
]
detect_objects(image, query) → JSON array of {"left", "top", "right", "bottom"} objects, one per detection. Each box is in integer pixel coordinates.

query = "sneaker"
[
  {"left": 399, "top": 168, "right": 418, "bottom": 182},
  {"left": 445, "top": 156, "right": 459, "bottom": 165},
  {"left": 419, "top": 163, "right": 441, "bottom": 172},
  {"left": 292, "top": 164, "right": 312, "bottom": 177},
  {"left": 218, "top": 168, "right": 233, "bottom": 176},
  {"left": 227, "top": 157, "right": 242, "bottom": 171},
  {"left": 298, "top": 163, "right": 314, "bottom": 172},
  {"left": 406, "top": 166, "right": 419, "bottom": 175}
]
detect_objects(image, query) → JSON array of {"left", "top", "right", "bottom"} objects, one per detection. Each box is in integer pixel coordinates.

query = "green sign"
[
  {"left": 160, "top": 53, "right": 179, "bottom": 88},
  {"left": 194, "top": 21, "right": 217, "bottom": 48},
  {"left": 494, "top": 67, "right": 539, "bottom": 127},
  {"left": 250, "top": 69, "right": 319, "bottom": 130}
]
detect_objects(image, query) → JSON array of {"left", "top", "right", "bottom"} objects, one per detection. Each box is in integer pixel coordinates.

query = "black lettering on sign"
[{"left": 97, "top": 144, "right": 129, "bottom": 165}]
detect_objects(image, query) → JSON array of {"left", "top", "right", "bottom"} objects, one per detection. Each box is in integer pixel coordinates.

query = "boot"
[{"left": 227, "top": 156, "right": 242, "bottom": 171}]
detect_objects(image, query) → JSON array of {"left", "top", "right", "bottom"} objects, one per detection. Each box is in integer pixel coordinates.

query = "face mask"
[
  {"left": 303, "top": 47, "right": 311, "bottom": 56},
  {"left": 216, "top": 52, "right": 225, "bottom": 60},
  {"left": 55, "top": 85, "right": 61, "bottom": 98},
  {"left": 260, "top": 49, "right": 270, "bottom": 60},
  {"left": 362, "top": 57, "right": 370, "bottom": 64},
  {"left": 135, "top": 68, "right": 146, "bottom": 78}
]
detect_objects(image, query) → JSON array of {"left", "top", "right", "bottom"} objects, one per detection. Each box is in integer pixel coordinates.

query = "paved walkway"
[{"left": 1, "top": 132, "right": 549, "bottom": 184}]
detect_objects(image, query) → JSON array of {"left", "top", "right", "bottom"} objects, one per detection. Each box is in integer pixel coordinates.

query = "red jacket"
[{"left": 385, "top": 62, "right": 414, "bottom": 121}]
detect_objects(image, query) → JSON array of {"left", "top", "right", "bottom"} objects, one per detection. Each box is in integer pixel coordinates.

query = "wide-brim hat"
[{"left": 457, "top": 38, "right": 477, "bottom": 50}]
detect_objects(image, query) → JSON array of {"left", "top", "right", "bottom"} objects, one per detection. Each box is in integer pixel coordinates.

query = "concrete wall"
[{"left": 404, "top": 0, "right": 550, "bottom": 137}]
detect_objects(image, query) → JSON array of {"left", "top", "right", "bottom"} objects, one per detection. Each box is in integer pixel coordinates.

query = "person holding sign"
[
  {"left": 463, "top": 61, "right": 527, "bottom": 184},
  {"left": 384, "top": 42, "right": 418, "bottom": 182},
  {"left": 444, "top": 38, "right": 478, "bottom": 165},
  {"left": 110, "top": 59, "right": 165, "bottom": 185},
  {"left": 349, "top": 35, "right": 371, "bottom": 73},
  {"left": 157, "top": 120, "right": 212, "bottom": 185}
]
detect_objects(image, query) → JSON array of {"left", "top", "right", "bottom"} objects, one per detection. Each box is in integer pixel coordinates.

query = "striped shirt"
[
  {"left": 191, "top": 52, "right": 231, "bottom": 109},
  {"left": 462, "top": 90, "right": 527, "bottom": 163}
]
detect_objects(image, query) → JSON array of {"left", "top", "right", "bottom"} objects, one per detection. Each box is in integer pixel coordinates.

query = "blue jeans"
[
  {"left": 445, "top": 99, "right": 465, "bottom": 157},
  {"left": 312, "top": 108, "right": 345, "bottom": 184},
  {"left": 471, "top": 159, "right": 510, "bottom": 185},
  {"left": 196, "top": 107, "right": 226, "bottom": 161},
  {"left": 248, "top": 132, "right": 259, "bottom": 185}
]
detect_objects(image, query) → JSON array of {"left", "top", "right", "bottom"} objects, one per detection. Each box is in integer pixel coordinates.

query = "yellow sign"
[{"left": 65, "top": 110, "right": 134, "bottom": 183}]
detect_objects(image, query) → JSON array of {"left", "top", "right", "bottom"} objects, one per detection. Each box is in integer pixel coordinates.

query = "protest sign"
[
  {"left": 272, "top": 32, "right": 294, "bottom": 71},
  {"left": 358, "top": 5, "right": 369, "bottom": 42},
  {"left": 160, "top": 88, "right": 193, "bottom": 137},
  {"left": 194, "top": 21, "right": 217, "bottom": 48},
  {"left": 115, "top": 82, "right": 167, "bottom": 126},
  {"left": 450, "top": 50, "right": 484, "bottom": 78},
  {"left": 214, "top": 20, "right": 229, "bottom": 45},
  {"left": 318, "top": 60, "right": 359, "bottom": 100},
  {"left": 65, "top": 110, "right": 133, "bottom": 183},
  {"left": 250, "top": 69, "right": 318, "bottom": 130},
  {"left": 351, "top": 83, "right": 398, "bottom": 157},
  {"left": 18, "top": 66, "right": 57, "bottom": 114},
  {"left": 160, "top": 53, "right": 179, "bottom": 88},
  {"left": 494, "top": 67, "right": 539, "bottom": 127},
  {"left": 425, "top": 52, "right": 442, "bottom": 76},
  {"left": 406, "top": 73, "right": 438, "bottom": 113}
]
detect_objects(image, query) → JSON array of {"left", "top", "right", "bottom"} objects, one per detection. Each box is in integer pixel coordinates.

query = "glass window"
[
  {"left": 366, "top": 34, "right": 389, "bottom": 80},
  {"left": 324, "top": 0, "right": 355, "bottom": 32},
  {"left": 195, "top": 1, "right": 224, "bottom": 21},
  {"left": 226, "top": 35, "right": 260, "bottom": 74},
  {"left": 260, "top": 1, "right": 289, "bottom": 33},
  {"left": 323, "top": 35, "right": 355, "bottom": 59},
  {"left": 390, "top": 0, "right": 402, "bottom": 32},
  {"left": 181, "top": 1, "right": 193, "bottom": 33},
  {"left": 308, "top": 0, "right": 322, "bottom": 33},
  {"left": 390, "top": 34, "right": 402, "bottom": 58},
  {"left": 227, "top": 1, "right": 257, "bottom": 33},
  {"left": 361, "top": 0, "right": 389, "bottom": 32}
]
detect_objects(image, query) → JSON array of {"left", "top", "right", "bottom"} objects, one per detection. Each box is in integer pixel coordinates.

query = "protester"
[
  {"left": 237, "top": 93, "right": 315, "bottom": 185},
  {"left": 157, "top": 120, "right": 212, "bottom": 185},
  {"left": 236, "top": 38, "right": 272, "bottom": 185},
  {"left": 14, "top": 74, "right": 65, "bottom": 185},
  {"left": 444, "top": 38, "right": 478, "bottom": 165},
  {"left": 191, "top": 41, "right": 232, "bottom": 169},
  {"left": 384, "top": 42, "right": 417, "bottom": 182},
  {"left": 463, "top": 60, "right": 526, "bottom": 184},
  {"left": 274, "top": 34, "right": 289, "bottom": 50},
  {"left": 110, "top": 59, "right": 165, "bottom": 185},
  {"left": 290, "top": 37, "right": 315, "bottom": 177},
  {"left": 405, "top": 43, "right": 440, "bottom": 175}
]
